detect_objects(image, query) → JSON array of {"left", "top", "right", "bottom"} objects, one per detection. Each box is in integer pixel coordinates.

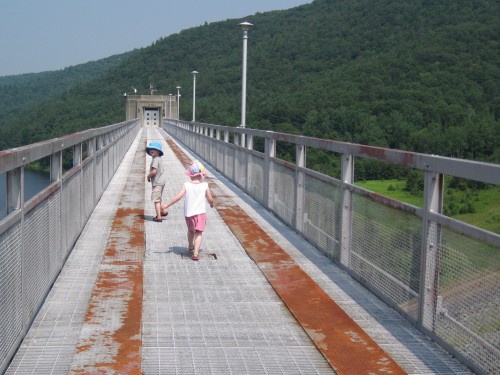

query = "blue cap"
[{"left": 146, "top": 141, "right": 163, "bottom": 156}]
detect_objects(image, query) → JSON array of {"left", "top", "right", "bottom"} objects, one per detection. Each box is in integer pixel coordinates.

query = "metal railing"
[
  {"left": 0, "top": 119, "right": 140, "bottom": 373},
  {"left": 165, "top": 120, "right": 500, "bottom": 375}
]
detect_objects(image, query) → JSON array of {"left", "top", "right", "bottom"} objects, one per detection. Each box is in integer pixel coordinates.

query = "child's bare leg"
[
  {"left": 192, "top": 231, "right": 203, "bottom": 257},
  {"left": 187, "top": 229, "right": 194, "bottom": 251},
  {"left": 154, "top": 201, "right": 162, "bottom": 218}
]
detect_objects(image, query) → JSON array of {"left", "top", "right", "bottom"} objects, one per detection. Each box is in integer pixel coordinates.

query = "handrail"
[
  {"left": 0, "top": 119, "right": 140, "bottom": 374},
  {"left": 165, "top": 119, "right": 499, "bottom": 375}
]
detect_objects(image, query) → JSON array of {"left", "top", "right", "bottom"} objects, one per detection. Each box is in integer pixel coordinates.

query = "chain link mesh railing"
[
  {"left": 435, "top": 226, "right": 499, "bottom": 374},
  {"left": 303, "top": 173, "right": 342, "bottom": 262},
  {"left": 350, "top": 192, "right": 423, "bottom": 322},
  {"left": 0, "top": 119, "right": 140, "bottom": 373},
  {"left": 165, "top": 119, "right": 500, "bottom": 375}
]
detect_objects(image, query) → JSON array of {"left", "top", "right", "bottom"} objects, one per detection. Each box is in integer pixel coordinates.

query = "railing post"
[
  {"left": 419, "top": 171, "right": 444, "bottom": 333},
  {"left": 232, "top": 132, "right": 239, "bottom": 185},
  {"left": 241, "top": 133, "right": 246, "bottom": 149},
  {"left": 264, "top": 132, "right": 276, "bottom": 210},
  {"left": 73, "top": 143, "right": 82, "bottom": 167},
  {"left": 74, "top": 141, "right": 83, "bottom": 226},
  {"left": 6, "top": 167, "right": 22, "bottom": 213},
  {"left": 246, "top": 133, "right": 253, "bottom": 150},
  {"left": 223, "top": 130, "right": 229, "bottom": 176},
  {"left": 50, "top": 152, "right": 62, "bottom": 183},
  {"left": 96, "top": 134, "right": 104, "bottom": 190},
  {"left": 295, "top": 144, "right": 306, "bottom": 232},
  {"left": 246, "top": 133, "right": 253, "bottom": 192},
  {"left": 88, "top": 137, "right": 96, "bottom": 206},
  {"left": 339, "top": 154, "right": 354, "bottom": 267}
]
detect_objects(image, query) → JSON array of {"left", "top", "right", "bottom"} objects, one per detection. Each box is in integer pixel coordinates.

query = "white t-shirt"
[{"left": 184, "top": 181, "right": 208, "bottom": 217}]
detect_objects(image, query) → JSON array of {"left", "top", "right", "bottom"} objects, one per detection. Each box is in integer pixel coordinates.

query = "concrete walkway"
[{"left": 5, "top": 127, "right": 471, "bottom": 374}]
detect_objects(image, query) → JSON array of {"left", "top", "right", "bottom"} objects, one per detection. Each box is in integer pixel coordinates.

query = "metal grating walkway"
[{"left": 5, "top": 127, "right": 471, "bottom": 374}]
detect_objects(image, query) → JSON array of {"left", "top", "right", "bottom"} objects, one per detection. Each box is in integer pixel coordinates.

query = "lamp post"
[
  {"left": 191, "top": 71, "right": 198, "bottom": 122},
  {"left": 239, "top": 21, "right": 253, "bottom": 129},
  {"left": 176, "top": 86, "right": 181, "bottom": 120}
]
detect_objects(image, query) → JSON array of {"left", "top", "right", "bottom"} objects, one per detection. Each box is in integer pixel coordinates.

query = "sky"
[{"left": 0, "top": 0, "right": 312, "bottom": 77}]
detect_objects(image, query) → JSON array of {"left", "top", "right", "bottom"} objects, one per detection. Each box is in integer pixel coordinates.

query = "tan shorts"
[{"left": 151, "top": 185, "right": 164, "bottom": 203}]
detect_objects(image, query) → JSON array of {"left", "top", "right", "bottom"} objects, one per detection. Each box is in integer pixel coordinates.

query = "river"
[{"left": 0, "top": 170, "right": 50, "bottom": 220}]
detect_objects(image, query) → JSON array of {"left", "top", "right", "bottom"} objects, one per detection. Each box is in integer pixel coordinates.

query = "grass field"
[{"left": 355, "top": 179, "right": 500, "bottom": 234}]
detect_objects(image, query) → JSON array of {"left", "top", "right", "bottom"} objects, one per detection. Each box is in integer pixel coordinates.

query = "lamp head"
[{"left": 239, "top": 21, "right": 254, "bottom": 31}]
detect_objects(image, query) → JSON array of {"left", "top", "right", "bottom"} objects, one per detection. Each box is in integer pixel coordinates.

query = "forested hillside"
[
  {"left": 0, "top": 0, "right": 498, "bottom": 164},
  {"left": 0, "top": 51, "right": 135, "bottom": 139}
]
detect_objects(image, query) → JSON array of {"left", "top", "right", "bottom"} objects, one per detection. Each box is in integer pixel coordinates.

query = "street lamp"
[
  {"left": 191, "top": 71, "right": 198, "bottom": 122},
  {"left": 176, "top": 86, "right": 181, "bottom": 120},
  {"left": 239, "top": 21, "right": 253, "bottom": 128}
]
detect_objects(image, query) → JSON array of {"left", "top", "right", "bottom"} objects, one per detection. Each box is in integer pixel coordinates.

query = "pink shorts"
[{"left": 185, "top": 213, "right": 207, "bottom": 232}]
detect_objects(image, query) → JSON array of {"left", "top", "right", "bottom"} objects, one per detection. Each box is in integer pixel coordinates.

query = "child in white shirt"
[{"left": 162, "top": 160, "right": 214, "bottom": 260}]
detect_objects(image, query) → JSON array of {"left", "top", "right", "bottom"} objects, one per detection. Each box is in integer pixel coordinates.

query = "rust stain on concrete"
[
  {"left": 167, "top": 138, "right": 406, "bottom": 375},
  {"left": 71, "top": 140, "right": 146, "bottom": 374}
]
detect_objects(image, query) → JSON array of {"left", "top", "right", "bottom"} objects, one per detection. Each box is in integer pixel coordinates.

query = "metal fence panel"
[
  {"left": 0, "top": 223, "right": 23, "bottom": 371},
  {"left": 207, "top": 138, "right": 216, "bottom": 167},
  {"left": 303, "top": 174, "right": 341, "bottom": 262},
  {"left": 23, "top": 201, "right": 52, "bottom": 323},
  {"left": 234, "top": 148, "right": 246, "bottom": 189},
  {"left": 164, "top": 120, "right": 499, "bottom": 375},
  {"left": 216, "top": 142, "right": 224, "bottom": 173},
  {"left": 225, "top": 147, "right": 235, "bottom": 182},
  {"left": 204, "top": 137, "right": 213, "bottom": 164},
  {"left": 273, "top": 162, "right": 296, "bottom": 227},
  {"left": 350, "top": 193, "right": 422, "bottom": 322},
  {"left": 434, "top": 226, "right": 500, "bottom": 374},
  {"left": 248, "top": 153, "right": 265, "bottom": 205},
  {"left": 95, "top": 153, "right": 104, "bottom": 201},
  {"left": 82, "top": 162, "right": 94, "bottom": 222},
  {"left": 61, "top": 172, "right": 82, "bottom": 253},
  {"left": 103, "top": 149, "right": 110, "bottom": 188},
  {"left": 48, "top": 190, "right": 62, "bottom": 276},
  {"left": 0, "top": 120, "right": 140, "bottom": 374}
]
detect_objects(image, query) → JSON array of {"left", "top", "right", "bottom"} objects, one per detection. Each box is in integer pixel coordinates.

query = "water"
[{"left": 0, "top": 170, "right": 50, "bottom": 220}]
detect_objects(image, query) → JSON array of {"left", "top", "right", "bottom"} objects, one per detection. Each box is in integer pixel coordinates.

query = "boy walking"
[
  {"left": 162, "top": 160, "right": 214, "bottom": 260},
  {"left": 146, "top": 141, "right": 168, "bottom": 222}
]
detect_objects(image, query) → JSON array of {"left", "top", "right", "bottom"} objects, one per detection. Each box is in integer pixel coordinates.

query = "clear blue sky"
[{"left": 0, "top": 0, "right": 312, "bottom": 77}]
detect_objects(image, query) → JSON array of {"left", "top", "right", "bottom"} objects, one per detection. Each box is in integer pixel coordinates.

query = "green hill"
[
  {"left": 0, "top": 0, "right": 498, "bottom": 164},
  {"left": 0, "top": 52, "right": 135, "bottom": 133}
]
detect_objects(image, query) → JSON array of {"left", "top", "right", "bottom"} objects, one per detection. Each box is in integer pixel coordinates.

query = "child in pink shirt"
[{"left": 162, "top": 160, "right": 214, "bottom": 260}]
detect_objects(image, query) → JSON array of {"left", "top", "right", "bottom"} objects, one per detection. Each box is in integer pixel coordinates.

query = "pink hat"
[{"left": 185, "top": 160, "right": 206, "bottom": 177}]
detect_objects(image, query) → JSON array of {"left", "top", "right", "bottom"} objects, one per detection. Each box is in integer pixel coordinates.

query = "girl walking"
[{"left": 162, "top": 160, "right": 214, "bottom": 260}]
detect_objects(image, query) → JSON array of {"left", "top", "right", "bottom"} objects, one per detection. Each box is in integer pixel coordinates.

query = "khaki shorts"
[{"left": 151, "top": 185, "right": 164, "bottom": 203}]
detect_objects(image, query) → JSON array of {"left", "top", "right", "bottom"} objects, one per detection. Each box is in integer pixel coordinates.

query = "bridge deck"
[{"left": 5, "top": 127, "right": 470, "bottom": 374}]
